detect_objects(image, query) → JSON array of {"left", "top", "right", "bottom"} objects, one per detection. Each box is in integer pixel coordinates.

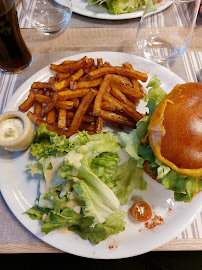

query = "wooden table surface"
[
  {"left": 1, "top": 26, "right": 202, "bottom": 254},
  {"left": 21, "top": 27, "right": 202, "bottom": 55}
]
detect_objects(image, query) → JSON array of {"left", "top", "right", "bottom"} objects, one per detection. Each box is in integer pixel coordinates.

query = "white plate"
[
  {"left": 1, "top": 52, "right": 202, "bottom": 259},
  {"left": 72, "top": 0, "right": 171, "bottom": 20}
]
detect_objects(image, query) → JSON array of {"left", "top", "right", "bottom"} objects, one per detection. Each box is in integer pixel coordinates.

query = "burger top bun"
[{"left": 148, "top": 82, "right": 202, "bottom": 178}]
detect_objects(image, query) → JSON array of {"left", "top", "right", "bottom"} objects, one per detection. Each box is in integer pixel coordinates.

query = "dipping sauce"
[
  {"left": 0, "top": 118, "right": 23, "bottom": 141},
  {"left": 0, "top": 111, "right": 35, "bottom": 152}
]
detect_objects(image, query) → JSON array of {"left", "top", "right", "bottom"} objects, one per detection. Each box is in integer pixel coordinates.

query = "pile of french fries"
[{"left": 18, "top": 56, "right": 148, "bottom": 137}]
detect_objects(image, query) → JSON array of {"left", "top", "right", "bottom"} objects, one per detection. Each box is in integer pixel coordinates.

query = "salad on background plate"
[{"left": 72, "top": 0, "right": 170, "bottom": 20}]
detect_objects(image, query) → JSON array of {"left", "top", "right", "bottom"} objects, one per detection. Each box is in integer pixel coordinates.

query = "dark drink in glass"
[{"left": 0, "top": 0, "right": 32, "bottom": 73}]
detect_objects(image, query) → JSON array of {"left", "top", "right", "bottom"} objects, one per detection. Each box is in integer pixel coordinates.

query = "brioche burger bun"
[{"left": 148, "top": 82, "right": 202, "bottom": 178}]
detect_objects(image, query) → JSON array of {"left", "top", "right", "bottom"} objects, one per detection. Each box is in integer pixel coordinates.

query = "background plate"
[
  {"left": 0, "top": 52, "right": 202, "bottom": 259},
  {"left": 72, "top": 0, "right": 171, "bottom": 20}
]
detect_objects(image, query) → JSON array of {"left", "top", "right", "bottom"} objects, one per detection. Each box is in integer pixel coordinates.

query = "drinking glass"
[
  {"left": 0, "top": 0, "right": 32, "bottom": 73},
  {"left": 136, "top": 0, "right": 200, "bottom": 64},
  {"left": 22, "top": 0, "right": 72, "bottom": 35}
]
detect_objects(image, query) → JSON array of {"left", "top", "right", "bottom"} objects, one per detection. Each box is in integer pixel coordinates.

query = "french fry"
[
  {"left": 97, "top": 58, "right": 103, "bottom": 68},
  {"left": 57, "top": 129, "right": 77, "bottom": 137},
  {"left": 122, "top": 101, "right": 143, "bottom": 122},
  {"left": 66, "top": 111, "right": 96, "bottom": 124},
  {"left": 109, "top": 74, "right": 132, "bottom": 87},
  {"left": 57, "top": 89, "right": 89, "bottom": 101},
  {"left": 82, "top": 115, "right": 96, "bottom": 124},
  {"left": 58, "top": 109, "right": 67, "bottom": 129},
  {"left": 110, "top": 81, "right": 145, "bottom": 99},
  {"left": 66, "top": 118, "right": 95, "bottom": 131},
  {"left": 46, "top": 108, "right": 56, "bottom": 125},
  {"left": 110, "top": 86, "right": 127, "bottom": 103},
  {"left": 88, "top": 66, "right": 148, "bottom": 82},
  {"left": 27, "top": 111, "right": 43, "bottom": 123},
  {"left": 68, "top": 89, "right": 97, "bottom": 132},
  {"left": 83, "top": 58, "right": 95, "bottom": 73},
  {"left": 71, "top": 98, "right": 79, "bottom": 108},
  {"left": 34, "top": 101, "right": 42, "bottom": 116},
  {"left": 61, "top": 60, "right": 75, "bottom": 65},
  {"left": 19, "top": 90, "right": 35, "bottom": 112},
  {"left": 31, "top": 82, "right": 53, "bottom": 90},
  {"left": 56, "top": 72, "right": 71, "bottom": 81},
  {"left": 53, "top": 77, "right": 71, "bottom": 91},
  {"left": 35, "top": 119, "right": 58, "bottom": 132},
  {"left": 46, "top": 74, "right": 56, "bottom": 125},
  {"left": 99, "top": 110, "right": 136, "bottom": 128},
  {"left": 122, "top": 62, "right": 146, "bottom": 97},
  {"left": 80, "top": 122, "right": 95, "bottom": 131},
  {"left": 101, "top": 101, "right": 116, "bottom": 112},
  {"left": 55, "top": 100, "right": 74, "bottom": 110},
  {"left": 102, "top": 93, "right": 124, "bottom": 112},
  {"left": 103, "top": 118, "right": 123, "bottom": 129},
  {"left": 35, "top": 94, "right": 50, "bottom": 104},
  {"left": 48, "top": 77, "right": 56, "bottom": 98},
  {"left": 93, "top": 74, "right": 111, "bottom": 116},
  {"left": 34, "top": 89, "right": 44, "bottom": 116},
  {"left": 42, "top": 92, "right": 58, "bottom": 116},
  {"left": 95, "top": 116, "right": 103, "bottom": 133},
  {"left": 53, "top": 68, "right": 84, "bottom": 91},
  {"left": 49, "top": 76, "right": 56, "bottom": 84},
  {"left": 50, "top": 56, "right": 88, "bottom": 73},
  {"left": 70, "top": 77, "right": 103, "bottom": 90},
  {"left": 71, "top": 68, "right": 84, "bottom": 81},
  {"left": 35, "top": 94, "right": 74, "bottom": 109},
  {"left": 109, "top": 87, "right": 143, "bottom": 122}
]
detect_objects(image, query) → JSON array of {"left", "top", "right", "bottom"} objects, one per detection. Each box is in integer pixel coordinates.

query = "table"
[{"left": 0, "top": 3, "right": 202, "bottom": 254}]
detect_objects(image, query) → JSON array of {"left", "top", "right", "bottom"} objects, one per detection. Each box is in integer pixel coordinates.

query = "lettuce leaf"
[
  {"left": 113, "top": 158, "right": 147, "bottom": 205},
  {"left": 144, "top": 76, "right": 167, "bottom": 116},
  {"left": 119, "top": 116, "right": 150, "bottom": 167},
  {"left": 41, "top": 208, "right": 92, "bottom": 234},
  {"left": 73, "top": 180, "right": 113, "bottom": 223},
  {"left": 70, "top": 131, "right": 122, "bottom": 159},
  {"left": 69, "top": 210, "right": 126, "bottom": 245},
  {"left": 90, "top": 152, "right": 120, "bottom": 188},
  {"left": 30, "top": 124, "right": 70, "bottom": 159},
  {"left": 24, "top": 205, "right": 45, "bottom": 220},
  {"left": 158, "top": 171, "right": 200, "bottom": 202},
  {"left": 77, "top": 156, "right": 120, "bottom": 211},
  {"left": 26, "top": 162, "right": 43, "bottom": 176}
]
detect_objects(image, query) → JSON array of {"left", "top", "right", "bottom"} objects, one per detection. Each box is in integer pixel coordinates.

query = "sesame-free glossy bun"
[{"left": 148, "top": 82, "right": 202, "bottom": 177}]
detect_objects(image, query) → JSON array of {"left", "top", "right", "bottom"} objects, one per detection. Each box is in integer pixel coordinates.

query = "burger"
[{"left": 119, "top": 78, "right": 202, "bottom": 202}]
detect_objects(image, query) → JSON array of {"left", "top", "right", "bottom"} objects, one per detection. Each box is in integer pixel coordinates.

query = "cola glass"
[{"left": 0, "top": 0, "right": 32, "bottom": 73}]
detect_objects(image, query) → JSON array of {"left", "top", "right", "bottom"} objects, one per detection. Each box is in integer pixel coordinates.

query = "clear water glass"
[
  {"left": 136, "top": 0, "right": 200, "bottom": 64},
  {"left": 22, "top": 0, "right": 72, "bottom": 35}
]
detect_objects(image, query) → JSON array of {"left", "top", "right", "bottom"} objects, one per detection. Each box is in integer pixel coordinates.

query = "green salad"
[
  {"left": 25, "top": 126, "right": 146, "bottom": 244},
  {"left": 88, "top": 0, "right": 157, "bottom": 15}
]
